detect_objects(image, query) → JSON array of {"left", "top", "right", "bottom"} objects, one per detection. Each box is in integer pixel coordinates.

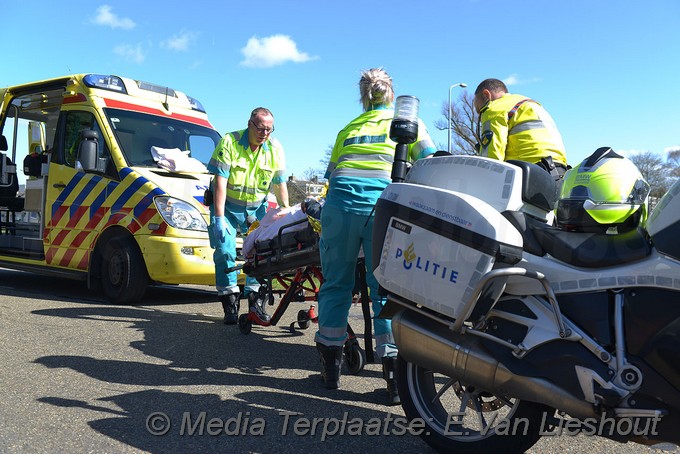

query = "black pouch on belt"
[{"left": 203, "top": 188, "right": 213, "bottom": 206}]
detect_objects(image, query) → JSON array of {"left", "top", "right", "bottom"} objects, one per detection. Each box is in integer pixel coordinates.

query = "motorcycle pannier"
[{"left": 374, "top": 182, "right": 523, "bottom": 320}]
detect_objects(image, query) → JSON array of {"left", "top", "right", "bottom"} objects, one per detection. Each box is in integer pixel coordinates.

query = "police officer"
[
  {"left": 474, "top": 78, "right": 569, "bottom": 180},
  {"left": 315, "top": 68, "right": 436, "bottom": 404},
  {"left": 207, "top": 107, "right": 289, "bottom": 325}
]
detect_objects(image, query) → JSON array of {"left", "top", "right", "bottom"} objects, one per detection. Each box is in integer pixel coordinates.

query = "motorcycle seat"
[
  {"left": 504, "top": 211, "right": 652, "bottom": 268},
  {"left": 507, "top": 159, "right": 558, "bottom": 213},
  {"left": 502, "top": 211, "right": 547, "bottom": 257}
]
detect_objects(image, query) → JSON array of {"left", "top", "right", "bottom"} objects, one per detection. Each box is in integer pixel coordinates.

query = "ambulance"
[{"left": 0, "top": 74, "right": 236, "bottom": 303}]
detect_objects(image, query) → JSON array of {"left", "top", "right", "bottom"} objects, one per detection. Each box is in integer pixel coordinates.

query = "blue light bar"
[
  {"left": 186, "top": 95, "right": 206, "bottom": 113},
  {"left": 83, "top": 74, "right": 127, "bottom": 94}
]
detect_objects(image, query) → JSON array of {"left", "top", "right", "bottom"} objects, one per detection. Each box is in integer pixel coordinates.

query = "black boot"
[
  {"left": 219, "top": 293, "right": 240, "bottom": 325},
  {"left": 316, "top": 343, "right": 342, "bottom": 389},
  {"left": 382, "top": 356, "right": 401, "bottom": 406},
  {"left": 248, "top": 292, "right": 271, "bottom": 322}
]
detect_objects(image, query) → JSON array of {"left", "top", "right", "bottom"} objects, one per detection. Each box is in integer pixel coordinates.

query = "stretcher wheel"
[
  {"left": 344, "top": 341, "right": 365, "bottom": 375},
  {"left": 238, "top": 313, "right": 252, "bottom": 334},
  {"left": 297, "top": 309, "right": 311, "bottom": 330}
]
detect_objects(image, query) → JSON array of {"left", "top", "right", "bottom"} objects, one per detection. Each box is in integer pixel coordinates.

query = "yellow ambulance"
[{"left": 0, "top": 74, "right": 235, "bottom": 303}]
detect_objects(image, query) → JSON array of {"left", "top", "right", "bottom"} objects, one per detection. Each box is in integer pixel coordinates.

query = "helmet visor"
[
  {"left": 563, "top": 177, "right": 649, "bottom": 203},
  {"left": 582, "top": 199, "right": 640, "bottom": 224}
]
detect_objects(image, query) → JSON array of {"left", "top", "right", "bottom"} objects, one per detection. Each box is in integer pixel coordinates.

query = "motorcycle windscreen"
[{"left": 647, "top": 178, "right": 680, "bottom": 261}]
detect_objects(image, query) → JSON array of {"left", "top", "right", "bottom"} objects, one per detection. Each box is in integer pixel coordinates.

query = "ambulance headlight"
[{"left": 154, "top": 197, "right": 208, "bottom": 231}]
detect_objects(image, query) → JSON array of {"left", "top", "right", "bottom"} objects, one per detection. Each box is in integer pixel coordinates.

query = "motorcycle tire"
[{"left": 396, "top": 354, "right": 550, "bottom": 453}]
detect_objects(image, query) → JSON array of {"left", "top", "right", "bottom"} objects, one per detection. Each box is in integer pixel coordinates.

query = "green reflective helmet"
[{"left": 557, "top": 147, "right": 650, "bottom": 233}]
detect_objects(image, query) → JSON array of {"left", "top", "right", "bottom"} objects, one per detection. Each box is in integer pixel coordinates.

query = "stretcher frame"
[{"left": 229, "top": 217, "right": 369, "bottom": 374}]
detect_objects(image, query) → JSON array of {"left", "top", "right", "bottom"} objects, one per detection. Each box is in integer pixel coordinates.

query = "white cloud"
[
  {"left": 503, "top": 74, "right": 520, "bottom": 86},
  {"left": 92, "top": 5, "right": 136, "bottom": 30},
  {"left": 240, "top": 34, "right": 317, "bottom": 68},
  {"left": 619, "top": 147, "right": 680, "bottom": 159},
  {"left": 114, "top": 43, "right": 145, "bottom": 64},
  {"left": 188, "top": 60, "right": 204, "bottom": 70},
  {"left": 503, "top": 74, "right": 542, "bottom": 87},
  {"left": 161, "top": 31, "right": 198, "bottom": 52}
]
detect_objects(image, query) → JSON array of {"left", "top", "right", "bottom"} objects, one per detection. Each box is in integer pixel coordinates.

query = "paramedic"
[
  {"left": 474, "top": 78, "right": 569, "bottom": 181},
  {"left": 315, "top": 68, "right": 436, "bottom": 405},
  {"left": 207, "top": 107, "right": 289, "bottom": 325}
]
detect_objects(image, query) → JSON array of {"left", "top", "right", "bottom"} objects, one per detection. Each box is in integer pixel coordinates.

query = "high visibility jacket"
[
  {"left": 479, "top": 93, "right": 567, "bottom": 166},
  {"left": 324, "top": 107, "right": 435, "bottom": 213},
  {"left": 207, "top": 128, "right": 286, "bottom": 215}
]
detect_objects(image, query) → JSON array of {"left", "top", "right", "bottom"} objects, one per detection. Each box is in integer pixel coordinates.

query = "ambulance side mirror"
[{"left": 77, "top": 130, "right": 99, "bottom": 172}]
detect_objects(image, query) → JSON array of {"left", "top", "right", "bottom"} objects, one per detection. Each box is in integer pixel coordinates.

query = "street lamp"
[{"left": 448, "top": 82, "right": 467, "bottom": 153}]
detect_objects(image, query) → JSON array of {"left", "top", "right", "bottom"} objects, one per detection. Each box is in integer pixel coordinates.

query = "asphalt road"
[{"left": 0, "top": 267, "right": 678, "bottom": 454}]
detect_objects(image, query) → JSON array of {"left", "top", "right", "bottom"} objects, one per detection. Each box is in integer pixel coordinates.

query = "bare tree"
[
  {"left": 301, "top": 167, "right": 320, "bottom": 181},
  {"left": 433, "top": 91, "right": 480, "bottom": 155},
  {"left": 629, "top": 151, "right": 671, "bottom": 199},
  {"left": 319, "top": 144, "right": 332, "bottom": 172},
  {"left": 666, "top": 148, "right": 680, "bottom": 178},
  {"left": 298, "top": 145, "right": 333, "bottom": 182}
]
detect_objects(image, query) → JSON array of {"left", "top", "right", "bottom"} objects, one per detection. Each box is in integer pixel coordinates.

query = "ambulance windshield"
[{"left": 103, "top": 108, "right": 221, "bottom": 168}]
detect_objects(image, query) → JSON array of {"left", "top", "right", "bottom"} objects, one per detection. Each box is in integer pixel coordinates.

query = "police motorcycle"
[{"left": 372, "top": 100, "right": 680, "bottom": 453}]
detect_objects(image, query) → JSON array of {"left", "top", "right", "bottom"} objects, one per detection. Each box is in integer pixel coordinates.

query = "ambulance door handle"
[{"left": 53, "top": 183, "right": 66, "bottom": 189}]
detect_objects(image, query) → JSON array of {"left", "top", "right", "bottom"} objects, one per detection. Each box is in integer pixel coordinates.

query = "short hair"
[
  {"left": 359, "top": 68, "right": 394, "bottom": 111},
  {"left": 474, "top": 78, "right": 508, "bottom": 96},
  {"left": 250, "top": 107, "right": 273, "bottom": 121}
]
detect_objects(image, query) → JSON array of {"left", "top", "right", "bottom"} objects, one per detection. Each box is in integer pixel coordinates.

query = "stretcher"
[{"left": 229, "top": 215, "right": 370, "bottom": 374}]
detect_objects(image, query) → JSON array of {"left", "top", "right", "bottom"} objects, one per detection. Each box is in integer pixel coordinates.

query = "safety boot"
[
  {"left": 382, "top": 356, "right": 401, "bottom": 406},
  {"left": 316, "top": 342, "right": 343, "bottom": 389},
  {"left": 247, "top": 292, "right": 271, "bottom": 322},
  {"left": 219, "top": 292, "right": 240, "bottom": 325}
]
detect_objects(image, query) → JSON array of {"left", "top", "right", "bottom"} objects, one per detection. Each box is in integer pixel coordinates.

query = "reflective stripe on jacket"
[
  {"left": 324, "top": 109, "right": 435, "bottom": 180},
  {"left": 323, "top": 107, "right": 436, "bottom": 214}
]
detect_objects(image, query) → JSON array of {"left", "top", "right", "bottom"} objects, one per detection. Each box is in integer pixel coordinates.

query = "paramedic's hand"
[{"left": 213, "top": 216, "right": 230, "bottom": 243}]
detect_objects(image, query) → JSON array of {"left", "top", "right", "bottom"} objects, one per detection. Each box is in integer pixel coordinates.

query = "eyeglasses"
[{"left": 249, "top": 120, "right": 274, "bottom": 134}]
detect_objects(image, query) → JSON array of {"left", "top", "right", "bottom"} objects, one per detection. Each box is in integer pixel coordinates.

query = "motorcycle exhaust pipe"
[{"left": 392, "top": 309, "right": 598, "bottom": 420}]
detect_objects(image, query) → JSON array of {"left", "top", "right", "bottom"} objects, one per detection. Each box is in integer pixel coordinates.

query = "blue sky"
[{"left": 2, "top": 0, "right": 679, "bottom": 178}]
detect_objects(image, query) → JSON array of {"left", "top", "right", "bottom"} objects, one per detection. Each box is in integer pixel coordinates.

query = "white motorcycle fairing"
[{"left": 371, "top": 154, "right": 680, "bottom": 451}]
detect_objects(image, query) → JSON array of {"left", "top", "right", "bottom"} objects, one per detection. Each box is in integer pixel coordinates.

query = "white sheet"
[
  {"left": 242, "top": 205, "right": 309, "bottom": 258},
  {"left": 150, "top": 146, "right": 208, "bottom": 173}
]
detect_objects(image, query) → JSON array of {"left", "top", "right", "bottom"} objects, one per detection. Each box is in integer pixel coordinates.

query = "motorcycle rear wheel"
[{"left": 397, "top": 355, "right": 549, "bottom": 453}]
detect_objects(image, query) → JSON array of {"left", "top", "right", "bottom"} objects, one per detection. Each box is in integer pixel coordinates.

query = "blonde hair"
[{"left": 359, "top": 68, "right": 394, "bottom": 111}]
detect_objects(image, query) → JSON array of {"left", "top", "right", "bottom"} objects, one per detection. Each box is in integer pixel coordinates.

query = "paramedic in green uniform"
[
  {"left": 207, "top": 107, "right": 289, "bottom": 325},
  {"left": 315, "top": 68, "right": 436, "bottom": 404}
]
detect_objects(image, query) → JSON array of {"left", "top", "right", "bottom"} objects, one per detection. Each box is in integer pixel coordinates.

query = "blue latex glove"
[{"left": 213, "top": 216, "right": 230, "bottom": 243}]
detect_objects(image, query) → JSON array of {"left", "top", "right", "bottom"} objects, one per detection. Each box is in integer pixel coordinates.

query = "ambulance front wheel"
[{"left": 101, "top": 236, "right": 149, "bottom": 304}]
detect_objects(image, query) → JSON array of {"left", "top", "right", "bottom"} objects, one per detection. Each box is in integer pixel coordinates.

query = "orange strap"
[{"left": 507, "top": 98, "right": 534, "bottom": 120}]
